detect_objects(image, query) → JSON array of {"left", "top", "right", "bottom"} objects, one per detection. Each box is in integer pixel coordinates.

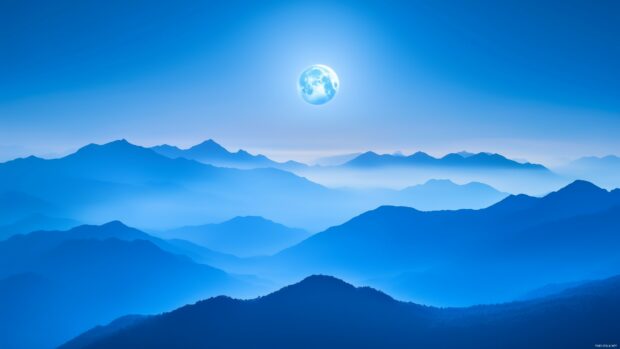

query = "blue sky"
[{"left": 0, "top": 0, "right": 618, "bottom": 164}]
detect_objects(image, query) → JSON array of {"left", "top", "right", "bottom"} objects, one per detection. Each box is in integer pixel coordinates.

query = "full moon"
[{"left": 298, "top": 64, "right": 339, "bottom": 105}]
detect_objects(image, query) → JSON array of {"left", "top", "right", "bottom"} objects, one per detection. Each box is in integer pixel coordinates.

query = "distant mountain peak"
[
  {"left": 455, "top": 151, "right": 475, "bottom": 158},
  {"left": 190, "top": 139, "right": 227, "bottom": 151},
  {"left": 577, "top": 155, "right": 620, "bottom": 161},
  {"left": 163, "top": 216, "right": 309, "bottom": 257},
  {"left": 64, "top": 140, "right": 173, "bottom": 168},
  {"left": 423, "top": 178, "right": 456, "bottom": 185},
  {"left": 224, "top": 216, "right": 274, "bottom": 224}
]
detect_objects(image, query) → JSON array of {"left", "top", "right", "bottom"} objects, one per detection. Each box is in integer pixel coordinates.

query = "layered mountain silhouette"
[
  {"left": 292, "top": 150, "right": 561, "bottom": 195},
  {"left": 254, "top": 180, "right": 620, "bottom": 305},
  {"left": 0, "top": 140, "right": 521, "bottom": 231},
  {"left": 61, "top": 275, "right": 620, "bottom": 349},
  {"left": 0, "top": 139, "right": 343, "bottom": 230},
  {"left": 159, "top": 216, "right": 309, "bottom": 257},
  {"left": 0, "top": 222, "right": 260, "bottom": 349},
  {"left": 343, "top": 150, "right": 548, "bottom": 170},
  {"left": 151, "top": 139, "right": 306, "bottom": 170}
]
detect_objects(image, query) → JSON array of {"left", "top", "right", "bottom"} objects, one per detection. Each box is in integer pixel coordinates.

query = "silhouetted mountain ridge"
[
  {"left": 344, "top": 150, "right": 547, "bottom": 170},
  {"left": 488, "top": 180, "right": 620, "bottom": 219},
  {"left": 62, "top": 274, "right": 620, "bottom": 349},
  {"left": 151, "top": 139, "right": 307, "bottom": 170},
  {"left": 0, "top": 139, "right": 341, "bottom": 230}
]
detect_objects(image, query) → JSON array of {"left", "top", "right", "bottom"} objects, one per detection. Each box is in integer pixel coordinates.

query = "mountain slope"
[
  {"left": 59, "top": 315, "right": 148, "bottom": 349},
  {"left": 161, "top": 216, "right": 309, "bottom": 257},
  {"left": 63, "top": 275, "right": 620, "bottom": 349}
]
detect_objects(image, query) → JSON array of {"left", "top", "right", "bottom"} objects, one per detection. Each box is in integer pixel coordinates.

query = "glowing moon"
[{"left": 298, "top": 64, "right": 339, "bottom": 105}]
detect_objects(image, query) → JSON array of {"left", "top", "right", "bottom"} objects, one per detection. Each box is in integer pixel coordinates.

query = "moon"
[{"left": 298, "top": 64, "right": 339, "bottom": 105}]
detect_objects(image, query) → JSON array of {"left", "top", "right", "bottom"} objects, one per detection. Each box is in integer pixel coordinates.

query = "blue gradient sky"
[{"left": 0, "top": 0, "right": 618, "bottom": 164}]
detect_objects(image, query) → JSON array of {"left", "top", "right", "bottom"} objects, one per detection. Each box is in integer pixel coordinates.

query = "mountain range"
[
  {"left": 294, "top": 150, "right": 562, "bottom": 195},
  {"left": 0, "top": 140, "right": 522, "bottom": 232},
  {"left": 0, "top": 139, "right": 342, "bottom": 231},
  {"left": 246, "top": 180, "right": 620, "bottom": 305},
  {"left": 152, "top": 139, "right": 549, "bottom": 172},
  {"left": 343, "top": 150, "right": 548, "bottom": 170},
  {"left": 1, "top": 176, "right": 619, "bottom": 347},
  {"left": 149, "top": 138, "right": 562, "bottom": 194},
  {"left": 60, "top": 274, "right": 620, "bottom": 349},
  {"left": 151, "top": 139, "right": 306, "bottom": 170}
]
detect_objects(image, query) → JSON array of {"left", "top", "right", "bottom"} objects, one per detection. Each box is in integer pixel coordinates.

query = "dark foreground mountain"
[{"left": 62, "top": 275, "right": 620, "bottom": 349}]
